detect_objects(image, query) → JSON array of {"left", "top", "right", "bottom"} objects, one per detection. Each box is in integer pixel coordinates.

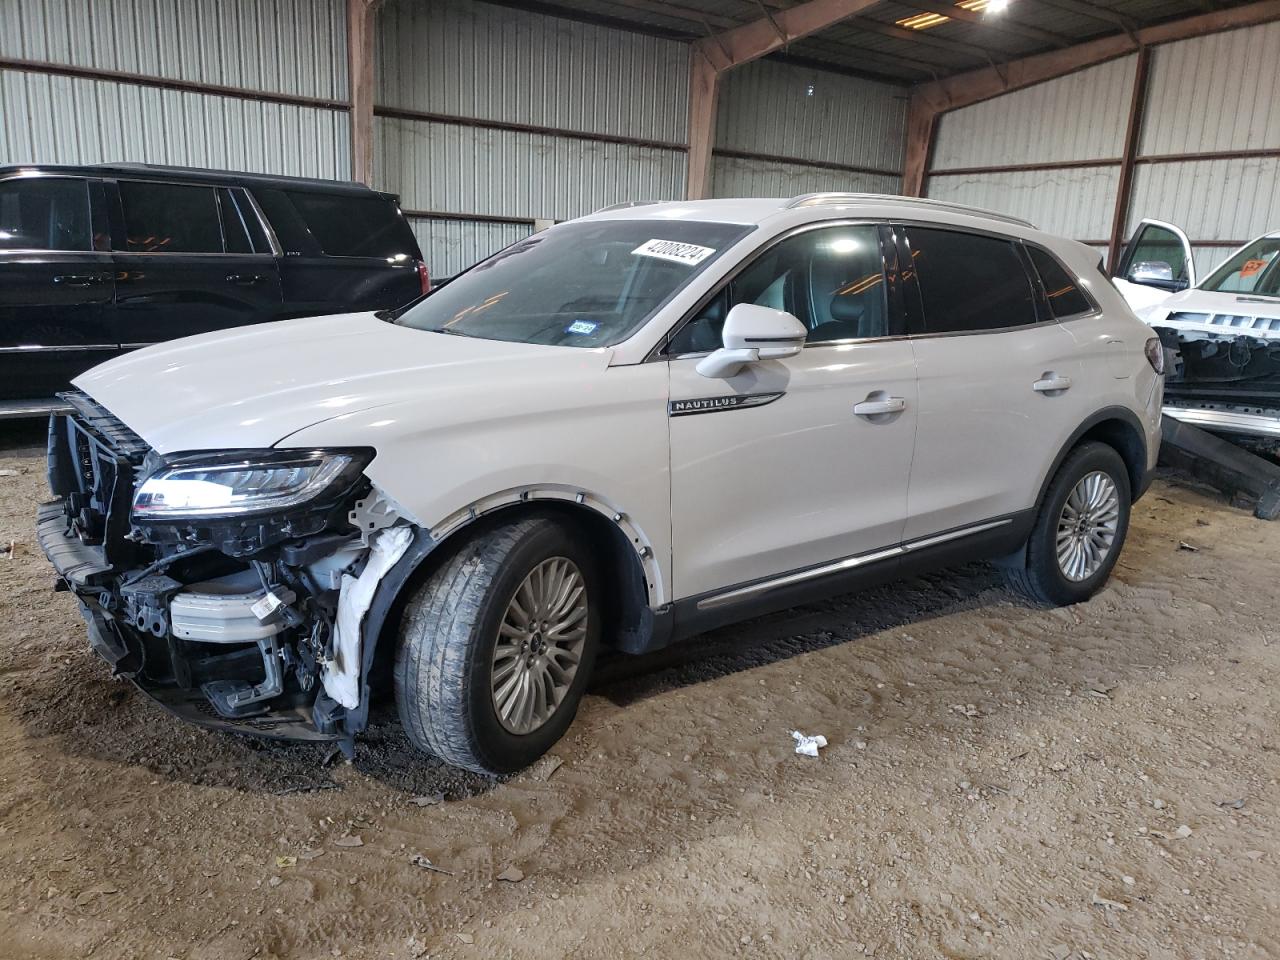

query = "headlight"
[{"left": 132, "top": 450, "right": 369, "bottom": 520}]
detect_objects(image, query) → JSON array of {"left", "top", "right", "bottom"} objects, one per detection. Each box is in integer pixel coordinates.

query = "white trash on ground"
[{"left": 791, "top": 730, "right": 828, "bottom": 757}]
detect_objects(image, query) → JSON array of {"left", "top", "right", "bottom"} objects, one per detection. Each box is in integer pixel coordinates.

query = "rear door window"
[
  {"left": 1026, "top": 246, "right": 1093, "bottom": 318},
  {"left": 118, "top": 181, "right": 223, "bottom": 253},
  {"left": 282, "top": 191, "right": 418, "bottom": 259},
  {"left": 0, "top": 177, "right": 92, "bottom": 251},
  {"left": 905, "top": 227, "right": 1039, "bottom": 334}
]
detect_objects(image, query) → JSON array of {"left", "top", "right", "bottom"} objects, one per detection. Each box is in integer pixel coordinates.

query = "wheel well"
[
  {"left": 367, "top": 502, "right": 653, "bottom": 695},
  {"left": 1075, "top": 417, "right": 1145, "bottom": 501}
]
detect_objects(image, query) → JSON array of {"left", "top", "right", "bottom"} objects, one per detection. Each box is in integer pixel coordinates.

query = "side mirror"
[
  {"left": 1128, "top": 260, "right": 1175, "bottom": 285},
  {"left": 696, "top": 303, "right": 807, "bottom": 379}
]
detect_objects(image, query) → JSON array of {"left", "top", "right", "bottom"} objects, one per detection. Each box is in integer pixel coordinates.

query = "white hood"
[
  {"left": 1144, "top": 287, "right": 1280, "bottom": 337},
  {"left": 74, "top": 312, "right": 609, "bottom": 453}
]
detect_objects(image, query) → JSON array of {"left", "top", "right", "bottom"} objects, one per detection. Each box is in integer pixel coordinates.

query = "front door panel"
[
  {"left": 0, "top": 251, "right": 116, "bottom": 401},
  {"left": 0, "top": 175, "right": 116, "bottom": 402},
  {"left": 668, "top": 340, "right": 918, "bottom": 600}
]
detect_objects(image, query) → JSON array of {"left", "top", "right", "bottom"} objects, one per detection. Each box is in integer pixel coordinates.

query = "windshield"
[
  {"left": 1201, "top": 236, "right": 1280, "bottom": 297},
  {"left": 392, "top": 219, "right": 754, "bottom": 346}
]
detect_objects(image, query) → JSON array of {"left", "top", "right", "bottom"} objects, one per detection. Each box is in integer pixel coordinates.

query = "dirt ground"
[{"left": 1, "top": 421, "right": 1278, "bottom": 960}]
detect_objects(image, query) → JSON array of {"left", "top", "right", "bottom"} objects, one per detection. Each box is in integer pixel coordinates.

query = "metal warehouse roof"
[{"left": 500, "top": 0, "right": 1262, "bottom": 84}]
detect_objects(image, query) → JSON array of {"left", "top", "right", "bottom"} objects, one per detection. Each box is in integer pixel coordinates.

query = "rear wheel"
[
  {"left": 394, "top": 516, "right": 600, "bottom": 775},
  {"left": 1007, "top": 442, "right": 1131, "bottom": 606}
]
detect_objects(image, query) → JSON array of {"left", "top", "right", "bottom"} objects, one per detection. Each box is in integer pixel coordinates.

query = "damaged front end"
[
  {"left": 1157, "top": 316, "right": 1280, "bottom": 451},
  {"left": 37, "top": 391, "right": 425, "bottom": 751}
]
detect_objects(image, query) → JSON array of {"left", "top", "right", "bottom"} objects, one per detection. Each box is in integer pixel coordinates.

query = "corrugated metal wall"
[
  {"left": 0, "top": 0, "right": 347, "bottom": 99},
  {"left": 374, "top": 0, "right": 689, "bottom": 276},
  {"left": 1128, "top": 22, "right": 1280, "bottom": 276},
  {"left": 0, "top": 0, "right": 915, "bottom": 278},
  {"left": 926, "top": 22, "right": 1280, "bottom": 277},
  {"left": 928, "top": 56, "right": 1134, "bottom": 243},
  {"left": 0, "top": 0, "right": 350, "bottom": 178},
  {"left": 712, "top": 58, "right": 907, "bottom": 197},
  {"left": 1, "top": 69, "right": 349, "bottom": 178},
  {"left": 931, "top": 56, "right": 1135, "bottom": 170}
]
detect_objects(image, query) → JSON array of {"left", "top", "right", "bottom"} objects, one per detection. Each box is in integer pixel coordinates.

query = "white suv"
[{"left": 38, "top": 194, "right": 1164, "bottom": 774}]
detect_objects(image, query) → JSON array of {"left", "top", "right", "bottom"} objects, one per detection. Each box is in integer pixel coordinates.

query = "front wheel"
[
  {"left": 393, "top": 516, "right": 600, "bottom": 775},
  {"left": 1007, "top": 441, "right": 1131, "bottom": 606}
]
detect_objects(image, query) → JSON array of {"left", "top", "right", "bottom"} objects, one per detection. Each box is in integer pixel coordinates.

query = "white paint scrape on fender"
[{"left": 323, "top": 525, "right": 415, "bottom": 709}]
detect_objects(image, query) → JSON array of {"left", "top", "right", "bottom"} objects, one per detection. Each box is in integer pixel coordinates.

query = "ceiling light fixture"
[{"left": 895, "top": 0, "right": 1000, "bottom": 30}]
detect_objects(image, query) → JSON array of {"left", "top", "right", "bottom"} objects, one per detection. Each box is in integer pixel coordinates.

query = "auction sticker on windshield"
[{"left": 632, "top": 238, "right": 716, "bottom": 266}]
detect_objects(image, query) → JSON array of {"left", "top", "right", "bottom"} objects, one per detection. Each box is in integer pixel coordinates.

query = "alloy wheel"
[
  {"left": 1055, "top": 471, "right": 1121, "bottom": 582},
  {"left": 491, "top": 556, "right": 588, "bottom": 735}
]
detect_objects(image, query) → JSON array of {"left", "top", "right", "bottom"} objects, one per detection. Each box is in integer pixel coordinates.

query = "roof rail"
[
  {"left": 593, "top": 200, "right": 661, "bottom": 213},
  {"left": 785, "top": 192, "right": 1035, "bottom": 229}
]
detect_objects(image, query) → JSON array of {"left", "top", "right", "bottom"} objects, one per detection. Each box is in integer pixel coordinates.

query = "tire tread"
[
  {"left": 1006, "top": 441, "right": 1130, "bottom": 607},
  {"left": 394, "top": 519, "right": 544, "bottom": 772}
]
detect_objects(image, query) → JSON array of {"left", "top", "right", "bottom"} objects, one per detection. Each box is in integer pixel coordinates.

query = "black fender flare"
[{"left": 1034, "top": 405, "right": 1150, "bottom": 511}]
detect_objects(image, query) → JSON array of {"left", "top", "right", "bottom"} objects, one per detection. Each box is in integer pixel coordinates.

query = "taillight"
[
  {"left": 1144, "top": 337, "right": 1165, "bottom": 375},
  {"left": 416, "top": 260, "right": 431, "bottom": 294}
]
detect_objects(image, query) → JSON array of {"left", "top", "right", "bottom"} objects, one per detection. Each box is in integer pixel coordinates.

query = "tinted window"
[
  {"left": 119, "top": 181, "right": 223, "bottom": 253},
  {"left": 284, "top": 191, "right": 418, "bottom": 259},
  {"left": 908, "top": 227, "right": 1038, "bottom": 333},
  {"left": 218, "top": 189, "right": 254, "bottom": 254},
  {"left": 669, "top": 225, "right": 888, "bottom": 354},
  {"left": 394, "top": 219, "right": 752, "bottom": 347},
  {"left": 1028, "top": 246, "right": 1092, "bottom": 317},
  {"left": 0, "top": 178, "right": 91, "bottom": 251},
  {"left": 252, "top": 188, "right": 319, "bottom": 256}
]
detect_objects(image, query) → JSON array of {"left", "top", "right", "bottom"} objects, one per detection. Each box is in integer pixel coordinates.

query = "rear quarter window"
[
  {"left": 1027, "top": 246, "right": 1093, "bottom": 318},
  {"left": 282, "top": 191, "right": 420, "bottom": 259}
]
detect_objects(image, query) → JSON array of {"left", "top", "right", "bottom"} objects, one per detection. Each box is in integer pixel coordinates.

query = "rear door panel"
[
  {"left": 897, "top": 223, "right": 1089, "bottom": 540},
  {"left": 108, "top": 179, "right": 283, "bottom": 348}
]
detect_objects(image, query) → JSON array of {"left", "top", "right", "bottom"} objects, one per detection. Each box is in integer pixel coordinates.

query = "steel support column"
[
  {"left": 683, "top": 0, "right": 885, "bottom": 199},
  {"left": 347, "top": 0, "right": 379, "bottom": 186},
  {"left": 1107, "top": 46, "right": 1151, "bottom": 273}
]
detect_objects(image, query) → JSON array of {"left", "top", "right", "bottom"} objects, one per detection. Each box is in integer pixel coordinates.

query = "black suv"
[{"left": 0, "top": 163, "right": 428, "bottom": 417}]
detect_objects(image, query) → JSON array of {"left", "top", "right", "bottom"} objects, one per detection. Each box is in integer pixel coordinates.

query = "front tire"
[
  {"left": 394, "top": 516, "right": 600, "bottom": 775},
  {"left": 1007, "top": 441, "right": 1131, "bottom": 606}
]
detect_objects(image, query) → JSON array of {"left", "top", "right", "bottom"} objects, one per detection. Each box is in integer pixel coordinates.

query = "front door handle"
[
  {"left": 853, "top": 394, "right": 906, "bottom": 417},
  {"left": 226, "top": 273, "right": 266, "bottom": 285},
  {"left": 52, "top": 274, "right": 105, "bottom": 287},
  {"left": 1033, "top": 374, "right": 1072, "bottom": 393}
]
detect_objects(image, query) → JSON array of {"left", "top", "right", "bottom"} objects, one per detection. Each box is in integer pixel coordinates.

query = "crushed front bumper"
[
  {"left": 38, "top": 499, "right": 343, "bottom": 742},
  {"left": 38, "top": 394, "right": 387, "bottom": 745}
]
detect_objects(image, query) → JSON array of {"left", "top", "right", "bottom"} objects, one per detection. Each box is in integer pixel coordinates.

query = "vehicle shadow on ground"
[
  {"left": 13, "top": 563, "right": 1011, "bottom": 803},
  {"left": 590, "top": 562, "right": 1011, "bottom": 708}
]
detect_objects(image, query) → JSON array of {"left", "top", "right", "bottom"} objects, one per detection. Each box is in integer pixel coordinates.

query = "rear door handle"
[
  {"left": 226, "top": 273, "right": 266, "bottom": 285},
  {"left": 853, "top": 395, "right": 906, "bottom": 417},
  {"left": 52, "top": 274, "right": 105, "bottom": 287},
  {"left": 1033, "top": 375, "right": 1072, "bottom": 393}
]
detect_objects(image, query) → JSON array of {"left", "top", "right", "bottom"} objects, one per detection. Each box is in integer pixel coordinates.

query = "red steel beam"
[
  {"left": 903, "top": 0, "right": 1280, "bottom": 196},
  {"left": 686, "top": 0, "right": 884, "bottom": 199}
]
